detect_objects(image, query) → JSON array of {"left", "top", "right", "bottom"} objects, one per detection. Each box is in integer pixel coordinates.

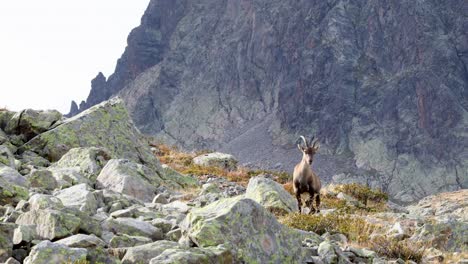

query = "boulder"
[
  {"left": 52, "top": 147, "right": 111, "bottom": 182},
  {"left": 28, "top": 194, "right": 64, "bottom": 211},
  {"left": 0, "top": 146, "right": 16, "bottom": 169},
  {"left": 48, "top": 167, "right": 91, "bottom": 189},
  {"left": 104, "top": 217, "right": 163, "bottom": 240},
  {"left": 4, "top": 257, "right": 20, "bottom": 264},
  {"left": 19, "top": 98, "right": 161, "bottom": 170},
  {"left": 149, "top": 245, "right": 234, "bottom": 264},
  {"left": 160, "top": 164, "right": 199, "bottom": 188},
  {"left": 0, "top": 110, "right": 16, "bottom": 130},
  {"left": 0, "top": 129, "right": 7, "bottom": 144},
  {"left": 121, "top": 240, "right": 178, "bottom": 264},
  {"left": 109, "top": 234, "right": 152, "bottom": 248},
  {"left": 349, "top": 247, "right": 377, "bottom": 258},
  {"left": 165, "top": 228, "right": 182, "bottom": 241},
  {"left": 151, "top": 218, "right": 174, "bottom": 234},
  {"left": 96, "top": 159, "right": 163, "bottom": 202},
  {"left": 180, "top": 197, "right": 305, "bottom": 263},
  {"left": 0, "top": 223, "right": 16, "bottom": 262},
  {"left": 15, "top": 209, "right": 80, "bottom": 240},
  {"left": 193, "top": 152, "right": 238, "bottom": 170},
  {"left": 0, "top": 165, "right": 28, "bottom": 188},
  {"left": 245, "top": 176, "right": 298, "bottom": 214},
  {"left": 54, "top": 183, "right": 98, "bottom": 215},
  {"left": 0, "top": 177, "right": 29, "bottom": 206},
  {"left": 55, "top": 234, "right": 106, "bottom": 248},
  {"left": 5, "top": 109, "right": 62, "bottom": 140},
  {"left": 23, "top": 241, "right": 87, "bottom": 264},
  {"left": 13, "top": 225, "right": 37, "bottom": 245},
  {"left": 152, "top": 194, "right": 168, "bottom": 204},
  {"left": 318, "top": 241, "right": 338, "bottom": 264},
  {"left": 26, "top": 169, "right": 57, "bottom": 191},
  {"left": 17, "top": 151, "right": 50, "bottom": 168}
]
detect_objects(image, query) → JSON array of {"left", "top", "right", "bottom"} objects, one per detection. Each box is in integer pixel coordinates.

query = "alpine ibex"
[{"left": 293, "top": 136, "right": 322, "bottom": 214}]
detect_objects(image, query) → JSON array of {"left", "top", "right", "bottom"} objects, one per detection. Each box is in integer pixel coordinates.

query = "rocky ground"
[{"left": 0, "top": 99, "right": 466, "bottom": 263}]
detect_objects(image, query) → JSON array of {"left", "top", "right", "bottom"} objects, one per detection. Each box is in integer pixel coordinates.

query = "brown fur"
[{"left": 293, "top": 136, "right": 321, "bottom": 214}]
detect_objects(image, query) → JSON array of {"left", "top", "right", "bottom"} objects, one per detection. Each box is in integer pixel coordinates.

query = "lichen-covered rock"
[
  {"left": 17, "top": 151, "right": 50, "bottom": 168},
  {"left": 13, "top": 225, "right": 37, "bottom": 245},
  {"left": 0, "top": 223, "right": 16, "bottom": 262},
  {"left": 0, "top": 177, "right": 29, "bottom": 206},
  {"left": 160, "top": 164, "right": 199, "bottom": 188},
  {"left": 0, "top": 165, "right": 28, "bottom": 188},
  {"left": 109, "top": 234, "right": 152, "bottom": 248},
  {"left": 15, "top": 209, "right": 80, "bottom": 240},
  {"left": 181, "top": 197, "right": 305, "bottom": 263},
  {"left": 0, "top": 146, "right": 16, "bottom": 169},
  {"left": 149, "top": 245, "right": 234, "bottom": 264},
  {"left": 23, "top": 240, "right": 87, "bottom": 264},
  {"left": 245, "top": 176, "right": 298, "bottom": 214},
  {"left": 193, "top": 152, "right": 238, "bottom": 171},
  {"left": 52, "top": 147, "right": 111, "bottom": 182},
  {"left": 55, "top": 234, "right": 106, "bottom": 248},
  {"left": 28, "top": 194, "right": 64, "bottom": 211},
  {"left": 47, "top": 167, "right": 91, "bottom": 189},
  {"left": 151, "top": 218, "right": 174, "bottom": 234},
  {"left": 0, "top": 129, "right": 8, "bottom": 144},
  {"left": 5, "top": 109, "right": 62, "bottom": 141},
  {"left": 121, "top": 240, "right": 178, "bottom": 264},
  {"left": 407, "top": 190, "right": 468, "bottom": 222},
  {"left": 54, "top": 183, "right": 98, "bottom": 215},
  {"left": 318, "top": 241, "right": 338, "bottom": 264},
  {"left": 97, "top": 159, "right": 163, "bottom": 202},
  {"left": 104, "top": 217, "right": 163, "bottom": 240},
  {"left": 20, "top": 98, "right": 161, "bottom": 170},
  {"left": 26, "top": 169, "right": 57, "bottom": 191}
]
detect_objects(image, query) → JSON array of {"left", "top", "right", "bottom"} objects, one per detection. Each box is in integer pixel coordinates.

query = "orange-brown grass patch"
[
  {"left": 152, "top": 142, "right": 292, "bottom": 186},
  {"left": 283, "top": 182, "right": 294, "bottom": 195}
]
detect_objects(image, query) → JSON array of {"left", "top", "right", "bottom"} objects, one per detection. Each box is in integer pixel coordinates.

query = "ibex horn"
[{"left": 299, "top": 136, "right": 309, "bottom": 147}]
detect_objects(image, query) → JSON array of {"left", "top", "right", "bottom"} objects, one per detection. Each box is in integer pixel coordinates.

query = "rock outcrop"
[
  {"left": 67, "top": 0, "right": 467, "bottom": 203},
  {"left": 180, "top": 196, "right": 305, "bottom": 263},
  {"left": 21, "top": 98, "right": 159, "bottom": 169},
  {"left": 245, "top": 176, "right": 298, "bottom": 214}
]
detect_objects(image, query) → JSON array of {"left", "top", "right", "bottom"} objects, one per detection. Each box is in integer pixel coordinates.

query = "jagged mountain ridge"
[{"left": 68, "top": 0, "right": 468, "bottom": 203}]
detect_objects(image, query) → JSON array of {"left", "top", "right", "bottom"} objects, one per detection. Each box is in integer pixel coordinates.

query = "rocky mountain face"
[
  {"left": 68, "top": 0, "right": 468, "bottom": 203},
  {"left": 1, "top": 102, "right": 466, "bottom": 263}
]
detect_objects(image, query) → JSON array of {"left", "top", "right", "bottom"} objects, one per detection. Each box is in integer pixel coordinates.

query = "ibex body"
[{"left": 293, "top": 136, "right": 321, "bottom": 214}]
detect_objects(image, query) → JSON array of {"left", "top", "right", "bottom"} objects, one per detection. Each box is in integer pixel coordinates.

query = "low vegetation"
[
  {"left": 335, "top": 183, "right": 388, "bottom": 206},
  {"left": 370, "top": 236, "right": 427, "bottom": 263},
  {"left": 151, "top": 142, "right": 453, "bottom": 263},
  {"left": 280, "top": 212, "right": 376, "bottom": 244},
  {"left": 151, "top": 142, "right": 291, "bottom": 185}
]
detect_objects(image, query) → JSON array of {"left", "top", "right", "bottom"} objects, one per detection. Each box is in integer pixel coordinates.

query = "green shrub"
[{"left": 280, "top": 212, "right": 376, "bottom": 244}]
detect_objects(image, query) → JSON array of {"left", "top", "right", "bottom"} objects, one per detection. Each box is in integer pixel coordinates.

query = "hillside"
[
  {"left": 0, "top": 101, "right": 466, "bottom": 263},
  {"left": 67, "top": 0, "right": 468, "bottom": 204}
]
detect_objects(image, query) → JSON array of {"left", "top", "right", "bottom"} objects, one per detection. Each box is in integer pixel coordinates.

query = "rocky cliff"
[{"left": 68, "top": 0, "right": 468, "bottom": 203}]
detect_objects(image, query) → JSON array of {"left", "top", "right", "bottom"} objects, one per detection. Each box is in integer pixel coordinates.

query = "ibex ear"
[
  {"left": 297, "top": 144, "right": 304, "bottom": 152},
  {"left": 313, "top": 142, "right": 320, "bottom": 152}
]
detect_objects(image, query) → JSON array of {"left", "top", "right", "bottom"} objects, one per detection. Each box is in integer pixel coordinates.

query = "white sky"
[{"left": 0, "top": 1, "right": 150, "bottom": 113}]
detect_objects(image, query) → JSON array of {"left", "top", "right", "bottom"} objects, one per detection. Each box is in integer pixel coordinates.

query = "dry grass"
[
  {"left": 369, "top": 236, "right": 427, "bottom": 263},
  {"left": 280, "top": 212, "right": 378, "bottom": 244},
  {"left": 151, "top": 142, "right": 292, "bottom": 186},
  {"left": 336, "top": 183, "right": 388, "bottom": 206}
]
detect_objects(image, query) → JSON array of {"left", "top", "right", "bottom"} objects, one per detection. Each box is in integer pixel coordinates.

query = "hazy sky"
[{"left": 0, "top": 1, "right": 150, "bottom": 113}]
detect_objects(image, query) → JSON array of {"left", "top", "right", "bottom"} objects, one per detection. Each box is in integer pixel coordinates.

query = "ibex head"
[{"left": 297, "top": 135, "right": 320, "bottom": 165}]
